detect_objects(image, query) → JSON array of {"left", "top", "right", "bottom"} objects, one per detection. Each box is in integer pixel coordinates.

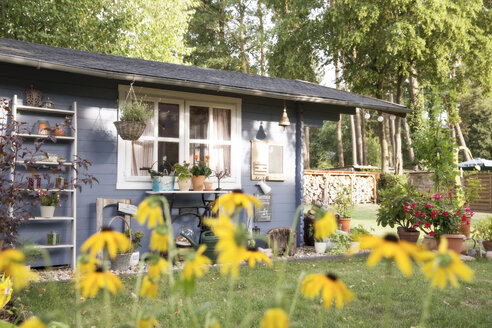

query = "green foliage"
[
  {"left": 472, "top": 216, "right": 492, "bottom": 241},
  {"left": 327, "top": 231, "right": 352, "bottom": 254},
  {"left": 190, "top": 161, "right": 212, "bottom": 177},
  {"left": 119, "top": 101, "right": 152, "bottom": 122},
  {"left": 172, "top": 162, "right": 193, "bottom": 181},
  {"left": 124, "top": 229, "right": 144, "bottom": 252},
  {"left": 333, "top": 185, "right": 354, "bottom": 218},
  {"left": 376, "top": 182, "right": 419, "bottom": 231},
  {"left": 377, "top": 173, "right": 408, "bottom": 201}
]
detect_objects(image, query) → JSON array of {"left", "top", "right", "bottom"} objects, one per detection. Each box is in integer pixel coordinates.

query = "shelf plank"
[
  {"left": 29, "top": 216, "right": 74, "bottom": 221},
  {"left": 17, "top": 160, "right": 73, "bottom": 166},
  {"left": 16, "top": 105, "right": 75, "bottom": 116},
  {"left": 21, "top": 188, "right": 75, "bottom": 193},
  {"left": 16, "top": 133, "right": 75, "bottom": 140},
  {"left": 34, "top": 244, "right": 73, "bottom": 249}
]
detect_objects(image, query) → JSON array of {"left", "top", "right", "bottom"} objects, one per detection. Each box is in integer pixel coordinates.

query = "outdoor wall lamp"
[{"left": 278, "top": 100, "right": 291, "bottom": 130}]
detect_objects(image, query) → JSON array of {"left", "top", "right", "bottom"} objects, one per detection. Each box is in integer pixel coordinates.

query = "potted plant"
[
  {"left": 172, "top": 161, "right": 193, "bottom": 191},
  {"left": 190, "top": 155, "right": 212, "bottom": 191},
  {"left": 125, "top": 229, "right": 144, "bottom": 266},
  {"left": 141, "top": 159, "right": 175, "bottom": 192},
  {"left": 38, "top": 190, "right": 61, "bottom": 218},
  {"left": 114, "top": 100, "right": 152, "bottom": 141},
  {"left": 376, "top": 183, "right": 421, "bottom": 242},
  {"left": 333, "top": 185, "right": 354, "bottom": 232},
  {"left": 308, "top": 225, "right": 327, "bottom": 254},
  {"left": 472, "top": 216, "right": 492, "bottom": 252}
]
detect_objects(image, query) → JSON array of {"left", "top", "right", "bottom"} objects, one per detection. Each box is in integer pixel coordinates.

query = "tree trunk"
[
  {"left": 304, "top": 126, "right": 310, "bottom": 169},
  {"left": 238, "top": 1, "right": 249, "bottom": 74},
  {"left": 350, "top": 115, "right": 358, "bottom": 166},
  {"left": 380, "top": 116, "right": 389, "bottom": 172},
  {"left": 455, "top": 122, "right": 472, "bottom": 161},
  {"left": 403, "top": 119, "right": 416, "bottom": 169},
  {"left": 394, "top": 75, "right": 404, "bottom": 174},
  {"left": 335, "top": 52, "right": 344, "bottom": 167},
  {"left": 355, "top": 109, "right": 363, "bottom": 166},
  {"left": 407, "top": 65, "right": 420, "bottom": 170},
  {"left": 360, "top": 108, "right": 367, "bottom": 165},
  {"left": 384, "top": 114, "right": 393, "bottom": 168},
  {"left": 257, "top": 0, "right": 265, "bottom": 76}
]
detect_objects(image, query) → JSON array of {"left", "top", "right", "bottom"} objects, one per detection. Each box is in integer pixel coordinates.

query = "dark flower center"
[
  {"left": 326, "top": 273, "right": 338, "bottom": 281},
  {"left": 232, "top": 189, "right": 243, "bottom": 194},
  {"left": 247, "top": 246, "right": 258, "bottom": 252},
  {"left": 383, "top": 234, "right": 399, "bottom": 242},
  {"left": 96, "top": 266, "right": 104, "bottom": 273},
  {"left": 102, "top": 226, "right": 114, "bottom": 232}
]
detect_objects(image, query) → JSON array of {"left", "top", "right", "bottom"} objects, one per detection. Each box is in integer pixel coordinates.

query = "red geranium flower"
[
  {"left": 431, "top": 210, "right": 438, "bottom": 218},
  {"left": 429, "top": 231, "right": 435, "bottom": 237},
  {"left": 424, "top": 222, "right": 431, "bottom": 229}
]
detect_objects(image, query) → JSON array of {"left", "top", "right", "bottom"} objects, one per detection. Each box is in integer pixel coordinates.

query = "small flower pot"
[
  {"left": 459, "top": 215, "right": 472, "bottom": 238},
  {"left": 422, "top": 234, "right": 437, "bottom": 251},
  {"left": 204, "top": 181, "right": 214, "bottom": 191},
  {"left": 178, "top": 178, "right": 192, "bottom": 191},
  {"left": 314, "top": 241, "right": 327, "bottom": 254},
  {"left": 40, "top": 206, "right": 55, "bottom": 218},
  {"left": 110, "top": 253, "right": 132, "bottom": 271},
  {"left": 113, "top": 121, "right": 146, "bottom": 141},
  {"left": 437, "top": 234, "right": 465, "bottom": 254},
  {"left": 129, "top": 252, "right": 140, "bottom": 267},
  {"left": 339, "top": 217, "right": 351, "bottom": 232},
  {"left": 152, "top": 176, "right": 175, "bottom": 191},
  {"left": 482, "top": 240, "right": 492, "bottom": 252},
  {"left": 397, "top": 227, "right": 420, "bottom": 243},
  {"left": 192, "top": 175, "right": 206, "bottom": 191}
]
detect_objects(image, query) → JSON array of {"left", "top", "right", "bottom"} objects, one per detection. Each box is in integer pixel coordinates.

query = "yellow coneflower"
[
  {"left": 314, "top": 211, "right": 337, "bottom": 241},
  {"left": 81, "top": 227, "right": 130, "bottom": 259},
  {"left": 76, "top": 254, "right": 99, "bottom": 275},
  {"left": 0, "top": 275, "right": 13, "bottom": 309},
  {"left": 147, "top": 254, "right": 168, "bottom": 280},
  {"left": 358, "top": 233, "right": 423, "bottom": 276},
  {"left": 421, "top": 237, "right": 473, "bottom": 289},
  {"left": 76, "top": 267, "right": 122, "bottom": 298},
  {"left": 211, "top": 190, "right": 262, "bottom": 217},
  {"left": 301, "top": 273, "right": 354, "bottom": 309},
  {"left": 216, "top": 246, "right": 247, "bottom": 279},
  {"left": 18, "top": 316, "right": 47, "bottom": 328},
  {"left": 243, "top": 247, "right": 272, "bottom": 268},
  {"left": 140, "top": 275, "right": 159, "bottom": 298},
  {"left": 138, "top": 315, "right": 158, "bottom": 328},
  {"left": 260, "top": 308, "right": 289, "bottom": 328},
  {"left": 0, "top": 249, "right": 38, "bottom": 289},
  {"left": 135, "top": 197, "right": 164, "bottom": 228},
  {"left": 149, "top": 224, "right": 169, "bottom": 253},
  {"left": 183, "top": 245, "right": 212, "bottom": 281}
]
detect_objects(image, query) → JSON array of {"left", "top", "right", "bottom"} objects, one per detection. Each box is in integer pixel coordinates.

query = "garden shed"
[{"left": 0, "top": 38, "right": 410, "bottom": 266}]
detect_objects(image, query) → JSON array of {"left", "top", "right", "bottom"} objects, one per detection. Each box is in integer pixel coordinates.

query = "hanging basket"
[{"left": 114, "top": 121, "right": 146, "bottom": 141}]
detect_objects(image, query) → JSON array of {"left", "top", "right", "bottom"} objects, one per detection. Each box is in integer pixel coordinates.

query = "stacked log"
[{"left": 304, "top": 170, "right": 379, "bottom": 206}]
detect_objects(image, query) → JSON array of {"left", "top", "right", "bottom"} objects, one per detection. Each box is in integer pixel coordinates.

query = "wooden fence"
[
  {"left": 465, "top": 172, "right": 492, "bottom": 212},
  {"left": 304, "top": 170, "right": 380, "bottom": 206}
]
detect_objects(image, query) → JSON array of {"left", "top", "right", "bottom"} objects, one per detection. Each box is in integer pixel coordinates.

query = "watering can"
[{"left": 180, "top": 231, "right": 218, "bottom": 263}]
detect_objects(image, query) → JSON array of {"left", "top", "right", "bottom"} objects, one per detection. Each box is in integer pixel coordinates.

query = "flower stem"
[
  {"left": 75, "top": 270, "right": 82, "bottom": 328},
  {"left": 132, "top": 261, "right": 145, "bottom": 320},
  {"left": 225, "top": 276, "right": 235, "bottom": 328},
  {"left": 419, "top": 286, "right": 434, "bottom": 327},
  {"left": 383, "top": 260, "right": 393, "bottom": 328},
  {"left": 103, "top": 253, "right": 111, "bottom": 328},
  {"left": 289, "top": 272, "right": 306, "bottom": 318},
  {"left": 186, "top": 297, "right": 199, "bottom": 328}
]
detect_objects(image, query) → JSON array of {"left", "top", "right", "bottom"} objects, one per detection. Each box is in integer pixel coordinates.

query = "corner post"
[{"left": 295, "top": 102, "right": 304, "bottom": 246}]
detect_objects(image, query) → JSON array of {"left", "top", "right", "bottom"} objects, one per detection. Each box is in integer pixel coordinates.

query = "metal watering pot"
[{"left": 180, "top": 231, "right": 218, "bottom": 263}]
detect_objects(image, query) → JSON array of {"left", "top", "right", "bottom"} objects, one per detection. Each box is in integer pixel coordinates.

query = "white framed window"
[{"left": 116, "top": 85, "right": 242, "bottom": 189}]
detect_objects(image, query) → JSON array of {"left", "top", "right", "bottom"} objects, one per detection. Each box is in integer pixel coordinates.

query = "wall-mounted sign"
[{"left": 254, "top": 193, "right": 272, "bottom": 222}]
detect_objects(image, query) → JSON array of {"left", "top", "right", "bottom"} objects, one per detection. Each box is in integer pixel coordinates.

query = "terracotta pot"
[
  {"left": 459, "top": 215, "right": 472, "bottom": 238},
  {"left": 397, "top": 227, "right": 420, "bottom": 243},
  {"left": 54, "top": 127, "right": 66, "bottom": 136},
  {"left": 178, "top": 178, "right": 192, "bottom": 191},
  {"left": 339, "top": 217, "right": 351, "bottom": 232},
  {"left": 192, "top": 175, "right": 206, "bottom": 191},
  {"left": 422, "top": 234, "right": 437, "bottom": 251},
  {"left": 437, "top": 234, "right": 465, "bottom": 254},
  {"left": 482, "top": 240, "right": 492, "bottom": 252},
  {"left": 204, "top": 181, "right": 214, "bottom": 191}
]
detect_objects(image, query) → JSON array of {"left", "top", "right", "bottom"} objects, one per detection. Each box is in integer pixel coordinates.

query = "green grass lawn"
[
  {"left": 15, "top": 256, "right": 492, "bottom": 328},
  {"left": 351, "top": 204, "right": 491, "bottom": 237}
]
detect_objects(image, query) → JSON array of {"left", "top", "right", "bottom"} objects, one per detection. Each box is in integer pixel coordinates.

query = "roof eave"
[{"left": 0, "top": 54, "right": 410, "bottom": 116}]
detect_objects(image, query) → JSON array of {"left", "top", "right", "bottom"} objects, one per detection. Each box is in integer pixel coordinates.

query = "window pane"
[
  {"left": 189, "top": 143, "right": 209, "bottom": 163},
  {"left": 131, "top": 140, "right": 153, "bottom": 176},
  {"left": 158, "top": 142, "right": 179, "bottom": 172},
  {"left": 189, "top": 106, "right": 209, "bottom": 139},
  {"left": 212, "top": 108, "right": 231, "bottom": 141},
  {"left": 158, "top": 103, "right": 179, "bottom": 138},
  {"left": 211, "top": 145, "right": 231, "bottom": 176},
  {"left": 141, "top": 101, "right": 154, "bottom": 137}
]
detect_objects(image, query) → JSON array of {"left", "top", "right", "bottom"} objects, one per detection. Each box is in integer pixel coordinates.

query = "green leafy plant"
[
  {"left": 119, "top": 100, "right": 152, "bottom": 122},
  {"left": 190, "top": 160, "right": 212, "bottom": 177},
  {"left": 377, "top": 183, "right": 420, "bottom": 231},
  {"left": 472, "top": 216, "right": 492, "bottom": 241},
  {"left": 38, "top": 190, "right": 61, "bottom": 207},
  {"left": 327, "top": 231, "right": 352, "bottom": 254},
  {"left": 124, "top": 229, "right": 144, "bottom": 253},
  {"left": 333, "top": 185, "right": 354, "bottom": 218},
  {"left": 172, "top": 162, "right": 193, "bottom": 181}
]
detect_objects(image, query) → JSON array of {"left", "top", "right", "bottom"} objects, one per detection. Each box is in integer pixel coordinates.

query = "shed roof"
[{"left": 0, "top": 38, "right": 409, "bottom": 115}]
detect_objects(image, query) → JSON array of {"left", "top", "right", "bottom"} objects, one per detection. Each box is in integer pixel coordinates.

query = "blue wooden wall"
[{"left": 0, "top": 62, "right": 344, "bottom": 266}]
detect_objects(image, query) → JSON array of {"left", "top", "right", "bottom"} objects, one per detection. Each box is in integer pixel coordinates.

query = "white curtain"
[
  {"left": 212, "top": 108, "right": 231, "bottom": 175},
  {"left": 131, "top": 140, "right": 153, "bottom": 176}
]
